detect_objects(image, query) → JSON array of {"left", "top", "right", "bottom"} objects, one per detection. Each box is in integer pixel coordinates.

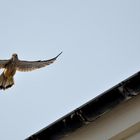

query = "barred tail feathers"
[{"left": 0, "top": 73, "right": 14, "bottom": 90}]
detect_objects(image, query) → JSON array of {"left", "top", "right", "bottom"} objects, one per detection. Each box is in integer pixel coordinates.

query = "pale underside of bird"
[{"left": 0, "top": 52, "right": 62, "bottom": 90}]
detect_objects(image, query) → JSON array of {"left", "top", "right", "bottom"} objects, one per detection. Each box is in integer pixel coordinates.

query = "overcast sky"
[{"left": 0, "top": 0, "right": 140, "bottom": 139}]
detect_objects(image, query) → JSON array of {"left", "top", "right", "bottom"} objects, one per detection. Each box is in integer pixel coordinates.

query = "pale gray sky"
[{"left": 0, "top": 0, "right": 140, "bottom": 139}]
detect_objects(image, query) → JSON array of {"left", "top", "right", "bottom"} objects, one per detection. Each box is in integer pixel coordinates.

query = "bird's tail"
[{"left": 0, "top": 73, "right": 14, "bottom": 90}]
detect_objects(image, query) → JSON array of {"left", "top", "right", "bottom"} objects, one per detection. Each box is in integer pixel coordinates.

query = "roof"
[{"left": 25, "top": 71, "right": 140, "bottom": 140}]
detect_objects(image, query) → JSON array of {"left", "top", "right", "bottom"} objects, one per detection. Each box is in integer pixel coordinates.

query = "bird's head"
[{"left": 12, "top": 53, "right": 18, "bottom": 60}]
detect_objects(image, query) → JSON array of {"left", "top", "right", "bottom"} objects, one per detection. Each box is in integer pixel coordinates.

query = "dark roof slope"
[{"left": 26, "top": 71, "right": 140, "bottom": 140}]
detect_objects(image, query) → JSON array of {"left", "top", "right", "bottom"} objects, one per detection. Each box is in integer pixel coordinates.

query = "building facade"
[{"left": 26, "top": 72, "right": 140, "bottom": 140}]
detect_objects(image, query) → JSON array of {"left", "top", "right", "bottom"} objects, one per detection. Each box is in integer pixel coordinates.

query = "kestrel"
[{"left": 0, "top": 52, "right": 62, "bottom": 90}]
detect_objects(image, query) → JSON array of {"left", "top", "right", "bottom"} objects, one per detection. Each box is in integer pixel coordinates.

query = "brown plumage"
[{"left": 0, "top": 52, "right": 62, "bottom": 90}]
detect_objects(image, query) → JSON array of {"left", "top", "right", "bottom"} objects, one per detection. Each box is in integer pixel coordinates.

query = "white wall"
[{"left": 61, "top": 95, "right": 140, "bottom": 140}]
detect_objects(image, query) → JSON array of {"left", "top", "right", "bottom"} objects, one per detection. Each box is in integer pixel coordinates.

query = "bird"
[{"left": 0, "top": 52, "right": 62, "bottom": 90}]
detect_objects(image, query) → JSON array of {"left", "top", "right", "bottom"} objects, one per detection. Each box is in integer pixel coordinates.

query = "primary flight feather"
[{"left": 0, "top": 52, "right": 62, "bottom": 90}]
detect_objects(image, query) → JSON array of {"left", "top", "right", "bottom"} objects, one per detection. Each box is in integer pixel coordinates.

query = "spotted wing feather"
[
  {"left": 0, "top": 60, "right": 9, "bottom": 69},
  {"left": 16, "top": 52, "right": 62, "bottom": 72}
]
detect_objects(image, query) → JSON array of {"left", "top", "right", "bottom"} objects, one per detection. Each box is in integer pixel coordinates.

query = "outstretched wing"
[
  {"left": 16, "top": 52, "right": 62, "bottom": 72},
  {"left": 0, "top": 60, "right": 9, "bottom": 69}
]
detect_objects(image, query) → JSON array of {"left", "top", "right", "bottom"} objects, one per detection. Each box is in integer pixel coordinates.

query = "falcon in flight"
[{"left": 0, "top": 52, "right": 62, "bottom": 90}]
